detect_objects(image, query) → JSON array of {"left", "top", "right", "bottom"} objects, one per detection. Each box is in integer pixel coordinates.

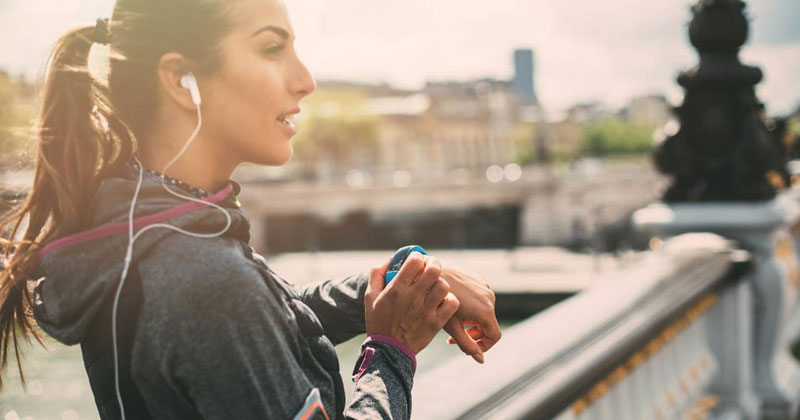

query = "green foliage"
[
  {"left": 581, "top": 118, "right": 654, "bottom": 157},
  {"left": 788, "top": 116, "right": 800, "bottom": 138},
  {"left": 301, "top": 88, "right": 370, "bottom": 117},
  {"left": 0, "top": 74, "right": 18, "bottom": 161},
  {"left": 511, "top": 124, "right": 536, "bottom": 165},
  {"left": 289, "top": 85, "right": 382, "bottom": 172},
  {"left": 293, "top": 116, "right": 379, "bottom": 165},
  {"left": 0, "top": 73, "right": 37, "bottom": 168}
]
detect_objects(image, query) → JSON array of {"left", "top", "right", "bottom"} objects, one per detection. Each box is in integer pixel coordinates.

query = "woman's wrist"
[{"left": 364, "top": 334, "right": 417, "bottom": 372}]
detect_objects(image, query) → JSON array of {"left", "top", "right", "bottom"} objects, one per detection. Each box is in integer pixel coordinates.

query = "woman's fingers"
[
  {"left": 476, "top": 317, "right": 503, "bottom": 352},
  {"left": 413, "top": 256, "right": 441, "bottom": 292},
  {"left": 443, "top": 317, "right": 484, "bottom": 363},
  {"left": 467, "top": 325, "right": 484, "bottom": 339},
  {"left": 435, "top": 292, "right": 460, "bottom": 326},
  {"left": 423, "top": 276, "right": 450, "bottom": 308},
  {"left": 393, "top": 251, "right": 427, "bottom": 286},
  {"left": 408, "top": 257, "right": 442, "bottom": 312},
  {"left": 447, "top": 322, "right": 485, "bottom": 342},
  {"left": 447, "top": 324, "right": 485, "bottom": 342},
  {"left": 452, "top": 318, "right": 502, "bottom": 353},
  {"left": 365, "top": 258, "right": 391, "bottom": 307}
]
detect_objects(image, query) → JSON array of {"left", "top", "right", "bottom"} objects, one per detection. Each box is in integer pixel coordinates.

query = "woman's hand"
[
  {"left": 440, "top": 261, "right": 502, "bottom": 364},
  {"left": 364, "top": 253, "right": 460, "bottom": 354}
]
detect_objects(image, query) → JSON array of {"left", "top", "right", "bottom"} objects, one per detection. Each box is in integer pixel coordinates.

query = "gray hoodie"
[{"left": 31, "top": 164, "right": 415, "bottom": 419}]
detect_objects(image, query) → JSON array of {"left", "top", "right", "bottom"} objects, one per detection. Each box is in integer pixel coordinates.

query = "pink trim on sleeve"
[
  {"left": 364, "top": 334, "right": 417, "bottom": 372},
  {"left": 353, "top": 346, "right": 376, "bottom": 385}
]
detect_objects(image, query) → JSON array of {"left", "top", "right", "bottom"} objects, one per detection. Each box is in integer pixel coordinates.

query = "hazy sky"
[{"left": 0, "top": 0, "right": 798, "bottom": 113}]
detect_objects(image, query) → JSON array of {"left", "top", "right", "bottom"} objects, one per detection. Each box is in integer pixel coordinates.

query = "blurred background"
[{"left": 0, "top": 0, "right": 798, "bottom": 419}]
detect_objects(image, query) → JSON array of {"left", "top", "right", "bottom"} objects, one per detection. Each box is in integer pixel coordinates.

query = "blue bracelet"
[{"left": 385, "top": 245, "right": 428, "bottom": 284}]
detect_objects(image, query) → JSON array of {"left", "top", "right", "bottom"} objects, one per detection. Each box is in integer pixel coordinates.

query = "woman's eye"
[{"left": 263, "top": 44, "right": 286, "bottom": 56}]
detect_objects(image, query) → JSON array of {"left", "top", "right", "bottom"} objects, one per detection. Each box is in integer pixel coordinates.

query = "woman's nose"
[{"left": 289, "top": 56, "right": 316, "bottom": 99}]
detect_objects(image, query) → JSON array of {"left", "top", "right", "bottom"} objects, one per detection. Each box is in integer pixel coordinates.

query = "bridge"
[{"left": 238, "top": 162, "right": 659, "bottom": 254}]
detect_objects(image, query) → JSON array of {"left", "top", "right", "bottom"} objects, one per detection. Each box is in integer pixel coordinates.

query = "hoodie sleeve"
[
  {"left": 296, "top": 271, "right": 369, "bottom": 346},
  {"left": 246, "top": 245, "right": 368, "bottom": 346},
  {"left": 346, "top": 335, "right": 416, "bottom": 419}
]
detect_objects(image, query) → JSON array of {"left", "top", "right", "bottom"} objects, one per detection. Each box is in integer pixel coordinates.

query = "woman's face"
[{"left": 199, "top": 0, "right": 316, "bottom": 167}]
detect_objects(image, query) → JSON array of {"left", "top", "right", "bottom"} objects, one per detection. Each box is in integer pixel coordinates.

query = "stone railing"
[{"left": 413, "top": 234, "right": 750, "bottom": 419}]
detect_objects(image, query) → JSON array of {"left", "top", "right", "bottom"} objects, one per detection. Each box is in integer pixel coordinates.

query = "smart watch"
[{"left": 385, "top": 245, "right": 428, "bottom": 284}]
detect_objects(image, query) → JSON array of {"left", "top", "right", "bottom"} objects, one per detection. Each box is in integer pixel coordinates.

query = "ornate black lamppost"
[
  {"left": 654, "top": 0, "right": 784, "bottom": 202},
  {"left": 635, "top": 2, "right": 800, "bottom": 418}
]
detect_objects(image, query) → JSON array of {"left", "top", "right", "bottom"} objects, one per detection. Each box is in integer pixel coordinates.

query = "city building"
[
  {"left": 286, "top": 50, "right": 540, "bottom": 182},
  {"left": 623, "top": 94, "right": 672, "bottom": 128}
]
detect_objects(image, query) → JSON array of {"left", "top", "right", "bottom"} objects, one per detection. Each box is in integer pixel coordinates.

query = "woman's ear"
[{"left": 157, "top": 53, "right": 198, "bottom": 111}]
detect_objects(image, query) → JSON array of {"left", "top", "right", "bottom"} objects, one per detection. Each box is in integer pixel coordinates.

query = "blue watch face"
[{"left": 386, "top": 245, "right": 427, "bottom": 284}]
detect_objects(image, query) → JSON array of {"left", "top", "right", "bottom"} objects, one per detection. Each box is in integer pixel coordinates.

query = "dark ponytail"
[
  {"left": 0, "top": 0, "right": 235, "bottom": 390},
  {"left": 0, "top": 24, "right": 125, "bottom": 390}
]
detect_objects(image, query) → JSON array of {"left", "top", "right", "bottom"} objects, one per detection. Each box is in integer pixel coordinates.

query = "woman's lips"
[{"left": 276, "top": 114, "right": 297, "bottom": 136}]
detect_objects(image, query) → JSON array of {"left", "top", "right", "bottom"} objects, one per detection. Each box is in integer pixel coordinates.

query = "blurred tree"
[
  {"left": 549, "top": 119, "right": 584, "bottom": 162},
  {"left": 293, "top": 115, "right": 380, "bottom": 175},
  {"left": 0, "top": 72, "right": 37, "bottom": 169},
  {"left": 581, "top": 118, "right": 653, "bottom": 157},
  {"left": 289, "top": 86, "right": 383, "bottom": 178},
  {"left": 511, "top": 123, "right": 536, "bottom": 165},
  {"left": 785, "top": 113, "right": 800, "bottom": 160},
  {"left": 0, "top": 73, "right": 18, "bottom": 164}
]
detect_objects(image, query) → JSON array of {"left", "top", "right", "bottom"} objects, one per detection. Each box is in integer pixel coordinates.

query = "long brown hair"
[{"left": 0, "top": 0, "right": 235, "bottom": 389}]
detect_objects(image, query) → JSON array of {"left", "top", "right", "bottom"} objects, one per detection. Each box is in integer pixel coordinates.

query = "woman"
[{"left": 0, "top": 0, "right": 502, "bottom": 418}]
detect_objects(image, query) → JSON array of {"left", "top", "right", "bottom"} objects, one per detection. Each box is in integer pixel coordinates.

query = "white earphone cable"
[{"left": 112, "top": 88, "right": 232, "bottom": 419}]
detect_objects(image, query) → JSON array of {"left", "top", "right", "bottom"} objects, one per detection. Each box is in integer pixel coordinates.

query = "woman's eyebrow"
[{"left": 250, "top": 25, "right": 290, "bottom": 39}]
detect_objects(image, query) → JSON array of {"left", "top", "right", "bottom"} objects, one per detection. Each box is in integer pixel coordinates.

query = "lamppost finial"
[{"left": 654, "top": 0, "right": 783, "bottom": 202}]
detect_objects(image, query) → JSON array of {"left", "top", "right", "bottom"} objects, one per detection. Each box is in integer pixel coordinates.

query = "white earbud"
[{"left": 180, "top": 72, "right": 202, "bottom": 105}]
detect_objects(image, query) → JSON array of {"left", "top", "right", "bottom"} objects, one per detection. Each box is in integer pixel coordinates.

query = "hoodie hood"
[{"left": 32, "top": 164, "right": 250, "bottom": 345}]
